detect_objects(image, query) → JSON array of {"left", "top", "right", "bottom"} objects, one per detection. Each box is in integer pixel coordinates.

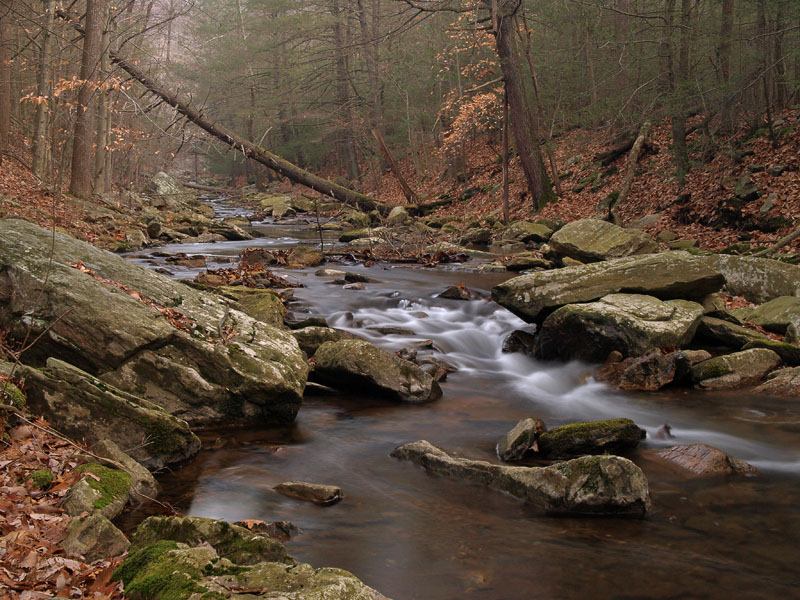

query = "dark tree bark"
[
  {"left": 111, "top": 54, "right": 387, "bottom": 214},
  {"left": 69, "top": 0, "right": 104, "bottom": 198},
  {"left": 670, "top": 0, "right": 691, "bottom": 187},
  {"left": 0, "top": 1, "right": 12, "bottom": 167},
  {"left": 33, "top": 0, "right": 55, "bottom": 177},
  {"left": 490, "top": 0, "right": 553, "bottom": 211},
  {"left": 718, "top": 0, "right": 734, "bottom": 133},
  {"left": 331, "top": 0, "right": 361, "bottom": 182}
]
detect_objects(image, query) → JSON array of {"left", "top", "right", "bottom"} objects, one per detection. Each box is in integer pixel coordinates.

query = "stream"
[{"left": 124, "top": 198, "right": 800, "bottom": 599}]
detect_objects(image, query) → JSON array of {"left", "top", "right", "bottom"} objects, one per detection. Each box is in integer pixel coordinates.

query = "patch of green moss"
[
  {"left": 693, "top": 359, "right": 731, "bottom": 381},
  {"left": 202, "top": 561, "right": 249, "bottom": 577},
  {"left": 0, "top": 382, "right": 26, "bottom": 411},
  {"left": 539, "top": 418, "right": 641, "bottom": 457},
  {"left": 28, "top": 469, "right": 54, "bottom": 488},
  {"left": 75, "top": 463, "right": 130, "bottom": 509}
]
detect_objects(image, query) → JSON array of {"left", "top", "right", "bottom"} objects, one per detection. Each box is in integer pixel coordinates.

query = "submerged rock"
[
  {"left": 656, "top": 444, "right": 758, "bottom": 477},
  {"left": 0, "top": 220, "right": 309, "bottom": 429},
  {"left": 690, "top": 348, "right": 782, "bottom": 390},
  {"left": 501, "top": 329, "right": 537, "bottom": 355},
  {"left": 391, "top": 440, "right": 650, "bottom": 517},
  {"left": 63, "top": 513, "right": 130, "bottom": 562},
  {"left": 537, "top": 418, "right": 644, "bottom": 458},
  {"left": 492, "top": 251, "right": 724, "bottom": 323},
  {"left": 496, "top": 418, "right": 545, "bottom": 461},
  {"left": 311, "top": 339, "right": 442, "bottom": 403},
  {"left": 274, "top": 481, "right": 343, "bottom": 505},
  {"left": 548, "top": 218, "right": 657, "bottom": 262},
  {"left": 534, "top": 294, "right": 704, "bottom": 363}
]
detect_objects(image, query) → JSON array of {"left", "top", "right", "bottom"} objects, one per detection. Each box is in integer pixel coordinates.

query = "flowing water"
[{"left": 125, "top": 200, "right": 800, "bottom": 599}]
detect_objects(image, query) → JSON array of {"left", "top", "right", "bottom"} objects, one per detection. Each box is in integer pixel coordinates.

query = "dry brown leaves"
[
  {"left": 0, "top": 418, "right": 126, "bottom": 599},
  {"left": 69, "top": 261, "right": 196, "bottom": 335}
]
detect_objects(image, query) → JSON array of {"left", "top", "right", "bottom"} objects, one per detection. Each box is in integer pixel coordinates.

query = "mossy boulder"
[
  {"left": 311, "top": 339, "right": 442, "bottom": 403},
  {"left": 91, "top": 439, "right": 159, "bottom": 503},
  {"left": 16, "top": 358, "right": 199, "bottom": 471},
  {"left": 339, "top": 227, "right": 387, "bottom": 243},
  {"left": 391, "top": 440, "right": 650, "bottom": 517},
  {"left": 694, "top": 316, "right": 769, "bottom": 348},
  {"left": 27, "top": 468, "right": 54, "bottom": 488},
  {"left": 0, "top": 380, "right": 26, "bottom": 412},
  {"left": 492, "top": 251, "right": 724, "bottom": 323},
  {"left": 459, "top": 227, "right": 492, "bottom": 245},
  {"left": 742, "top": 339, "right": 800, "bottom": 365},
  {"left": 64, "top": 464, "right": 131, "bottom": 520},
  {"left": 537, "top": 419, "right": 644, "bottom": 458},
  {"left": 423, "top": 241, "right": 494, "bottom": 259},
  {"left": 143, "top": 172, "right": 195, "bottom": 210},
  {"left": 286, "top": 245, "right": 323, "bottom": 267},
  {"left": 63, "top": 512, "right": 130, "bottom": 562},
  {"left": 496, "top": 221, "right": 554, "bottom": 244},
  {"left": 386, "top": 206, "right": 410, "bottom": 226},
  {"left": 220, "top": 287, "right": 286, "bottom": 328},
  {"left": 690, "top": 348, "right": 782, "bottom": 390},
  {"left": 290, "top": 326, "right": 357, "bottom": 357},
  {"left": 700, "top": 254, "right": 800, "bottom": 303},
  {"left": 0, "top": 220, "right": 308, "bottom": 429},
  {"left": 548, "top": 218, "right": 657, "bottom": 262},
  {"left": 747, "top": 296, "right": 800, "bottom": 333},
  {"left": 534, "top": 294, "right": 704, "bottom": 363}
]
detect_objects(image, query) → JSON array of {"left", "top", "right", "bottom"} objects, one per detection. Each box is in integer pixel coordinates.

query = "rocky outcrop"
[
  {"left": 491, "top": 251, "right": 724, "bottom": 323},
  {"left": 537, "top": 419, "right": 644, "bottom": 458},
  {"left": 548, "top": 218, "right": 657, "bottom": 262},
  {"left": 534, "top": 294, "right": 704, "bottom": 363},
  {"left": 311, "top": 339, "right": 442, "bottom": 403},
  {"left": 700, "top": 254, "right": 800, "bottom": 303},
  {"left": 747, "top": 296, "right": 800, "bottom": 333},
  {"left": 113, "top": 516, "right": 389, "bottom": 600},
  {"left": 220, "top": 287, "right": 286, "bottom": 327},
  {"left": 0, "top": 220, "right": 308, "bottom": 429},
  {"left": 143, "top": 172, "right": 195, "bottom": 209},
  {"left": 694, "top": 316, "right": 769, "bottom": 348},
  {"left": 16, "top": 359, "right": 199, "bottom": 471},
  {"left": 386, "top": 206, "right": 410, "bottom": 226},
  {"left": 690, "top": 348, "right": 782, "bottom": 390},
  {"left": 742, "top": 339, "right": 800, "bottom": 366},
  {"left": 391, "top": 440, "right": 650, "bottom": 517},
  {"left": 655, "top": 444, "right": 758, "bottom": 477}
]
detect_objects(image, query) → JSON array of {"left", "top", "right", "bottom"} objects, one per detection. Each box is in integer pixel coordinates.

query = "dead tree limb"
[
  {"left": 371, "top": 128, "right": 418, "bottom": 203},
  {"left": 110, "top": 54, "right": 388, "bottom": 214},
  {"left": 752, "top": 225, "right": 800, "bottom": 257},
  {"left": 594, "top": 132, "right": 658, "bottom": 166},
  {"left": 181, "top": 181, "right": 242, "bottom": 196},
  {"left": 611, "top": 121, "right": 651, "bottom": 226}
]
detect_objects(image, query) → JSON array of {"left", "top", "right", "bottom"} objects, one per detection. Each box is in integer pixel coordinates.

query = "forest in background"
[{"left": 0, "top": 0, "right": 799, "bottom": 222}]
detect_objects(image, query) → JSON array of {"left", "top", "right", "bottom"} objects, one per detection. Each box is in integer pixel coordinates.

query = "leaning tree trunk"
[
  {"left": 491, "top": 0, "right": 553, "bottom": 211},
  {"left": 110, "top": 54, "right": 387, "bottom": 214},
  {"left": 69, "top": 0, "right": 104, "bottom": 198}
]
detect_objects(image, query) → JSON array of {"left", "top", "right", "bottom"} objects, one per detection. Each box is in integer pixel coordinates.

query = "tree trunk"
[
  {"left": 671, "top": 0, "right": 691, "bottom": 187},
  {"left": 32, "top": 0, "right": 55, "bottom": 177},
  {"left": 372, "top": 128, "right": 417, "bottom": 203},
  {"left": 331, "top": 0, "right": 360, "bottom": 182},
  {"left": 93, "top": 4, "right": 110, "bottom": 194},
  {"left": 501, "top": 85, "right": 509, "bottom": 225},
  {"left": 718, "top": 0, "right": 734, "bottom": 133},
  {"left": 0, "top": 1, "right": 12, "bottom": 167},
  {"left": 111, "top": 54, "right": 387, "bottom": 213},
  {"left": 69, "top": 0, "right": 104, "bottom": 199},
  {"left": 491, "top": 0, "right": 553, "bottom": 211},
  {"left": 356, "top": 0, "right": 382, "bottom": 135}
]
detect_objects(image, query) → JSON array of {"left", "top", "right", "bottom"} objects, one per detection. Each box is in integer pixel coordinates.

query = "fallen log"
[
  {"left": 611, "top": 121, "right": 651, "bottom": 225},
  {"left": 181, "top": 182, "right": 243, "bottom": 196},
  {"left": 594, "top": 133, "right": 658, "bottom": 166},
  {"left": 111, "top": 54, "right": 388, "bottom": 215}
]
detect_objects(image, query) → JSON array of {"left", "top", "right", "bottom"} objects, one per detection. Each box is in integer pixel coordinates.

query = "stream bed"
[{"left": 124, "top": 201, "right": 800, "bottom": 599}]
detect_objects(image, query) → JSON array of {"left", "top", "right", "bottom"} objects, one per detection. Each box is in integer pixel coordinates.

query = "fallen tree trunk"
[
  {"left": 611, "top": 121, "right": 651, "bottom": 225},
  {"left": 752, "top": 225, "right": 800, "bottom": 257},
  {"left": 594, "top": 132, "right": 658, "bottom": 166},
  {"left": 111, "top": 54, "right": 388, "bottom": 215},
  {"left": 181, "top": 181, "right": 243, "bottom": 196},
  {"left": 371, "top": 128, "right": 418, "bottom": 203}
]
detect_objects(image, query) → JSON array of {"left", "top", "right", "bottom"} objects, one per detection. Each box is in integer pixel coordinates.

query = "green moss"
[
  {"left": 202, "top": 561, "right": 249, "bottom": 577},
  {"left": 692, "top": 359, "right": 731, "bottom": 381},
  {"left": 75, "top": 463, "right": 130, "bottom": 509},
  {"left": 28, "top": 469, "right": 54, "bottom": 488},
  {"left": 113, "top": 540, "right": 180, "bottom": 585},
  {"left": 0, "top": 382, "right": 26, "bottom": 411},
  {"left": 538, "top": 418, "right": 641, "bottom": 457}
]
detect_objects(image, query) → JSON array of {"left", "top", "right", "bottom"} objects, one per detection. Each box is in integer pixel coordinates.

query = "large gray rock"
[
  {"left": 690, "top": 348, "right": 782, "bottom": 390},
  {"left": 701, "top": 254, "right": 800, "bottom": 303},
  {"left": 63, "top": 513, "right": 130, "bottom": 562},
  {"left": 143, "top": 171, "right": 195, "bottom": 209},
  {"left": 291, "top": 326, "right": 358, "bottom": 357},
  {"left": 391, "top": 440, "right": 650, "bottom": 517},
  {"left": 496, "top": 221, "right": 553, "bottom": 244},
  {"left": 747, "top": 296, "right": 800, "bottom": 333},
  {"left": 386, "top": 205, "right": 410, "bottom": 226},
  {"left": 537, "top": 419, "right": 644, "bottom": 458},
  {"left": 0, "top": 220, "right": 308, "bottom": 428},
  {"left": 535, "top": 294, "right": 704, "bottom": 362},
  {"left": 695, "top": 316, "right": 769, "bottom": 348},
  {"left": 753, "top": 367, "right": 800, "bottom": 398},
  {"left": 17, "top": 359, "right": 199, "bottom": 471},
  {"left": 548, "top": 218, "right": 657, "bottom": 262},
  {"left": 311, "top": 339, "right": 442, "bottom": 403},
  {"left": 492, "top": 251, "right": 724, "bottom": 323}
]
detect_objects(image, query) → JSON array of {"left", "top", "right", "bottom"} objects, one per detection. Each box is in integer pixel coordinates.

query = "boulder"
[
  {"left": 386, "top": 206, "right": 410, "bottom": 226},
  {"left": 700, "top": 254, "right": 800, "bottom": 303},
  {"left": 458, "top": 227, "right": 492, "bottom": 245},
  {"left": 17, "top": 359, "right": 199, "bottom": 471},
  {"left": 0, "top": 220, "right": 308, "bottom": 429},
  {"left": 742, "top": 339, "right": 800, "bottom": 365},
  {"left": 91, "top": 440, "right": 159, "bottom": 503},
  {"left": 125, "top": 228, "right": 148, "bottom": 248},
  {"left": 656, "top": 444, "right": 758, "bottom": 477},
  {"left": 787, "top": 318, "right": 800, "bottom": 345},
  {"left": 690, "top": 348, "right": 782, "bottom": 390},
  {"left": 496, "top": 221, "right": 553, "bottom": 244},
  {"left": 492, "top": 251, "right": 724, "bottom": 323},
  {"left": 221, "top": 287, "right": 286, "bottom": 327},
  {"left": 315, "top": 268, "right": 347, "bottom": 277},
  {"left": 501, "top": 329, "right": 537, "bottom": 355},
  {"left": 753, "top": 367, "right": 800, "bottom": 398},
  {"left": 339, "top": 228, "right": 386, "bottom": 243},
  {"left": 64, "top": 464, "right": 131, "bottom": 520},
  {"left": 63, "top": 513, "right": 130, "bottom": 562},
  {"left": 437, "top": 285, "right": 473, "bottom": 300},
  {"left": 208, "top": 223, "right": 253, "bottom": 241},
  {"left": 600, "top": 351, "right": 692, "bottom": 390},
  {"left": 694, "top": 316, "right": 769, "bottom": 348},
  {"left": 534, "top": 294, "right": 704, "bottom": 363},
  {"left": 286, "top": 245, "right": 323, "bottom": 267},
  {"left": 233, "top": 520, "right": 301, "bottom": 540},
  {"left": 274, "top": 481, "right": 343, "bottom": 505},
  {"left": 424, "top": 241, "right": 494, "bottom": 259},
  {"left": 291, "top": 326, "right": 357, "bottom": 357},
  {"left": 496, "top": 418, "right": 545, "bottom": 461},
  {"left": 113, "top": 539, "right": 389, "bottom": 600},
  {"left": 391, "top": 440, "right": 650, "bottom": 517},
  {"left": 747, "top": 296, "right": 800, "bottom": 333},
  {"left": 548, "top": 218, "right": 657, "bottom": 262},
  {"left": 144, "top": 172, "right": 194, "bottom": 209},
  {"left": 311, "top": 339, "right": 442, "bottom": 403},
  {"left": 537, "top": 418, "right": 644, "bottom": 458}
]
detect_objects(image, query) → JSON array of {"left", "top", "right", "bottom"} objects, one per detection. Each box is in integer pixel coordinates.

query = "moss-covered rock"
[
  {"left": 495, "top": 221, "right": 554, "bottom": 244},
  {"left": 492, "top": 251, "right": 724, "bottom": 323},
  {"left": 386, "top": 205, "right": 409, "bottom": 226},
  {"left": 496, "top": 418, "right": 545, "bottom": 461},
  {"left": 91, "top": 439, "right": 159, "bottom": 503},
  {"left": 0, "top": 380, "right": 25, "bottom": 412},
  {"left": 391, "top": 440, "right": 650, "bottom": 517},
  {"left": 27, "top": 468, "right": 54, "bottom": 488},
  {"left": 747, "top": 296, "right": 800, "bottom": 333},
  {"left": 534, "top": 294, "right": 704, "bottom": 363},
  {"left": 339, "top": 227, "right": 387, "bottom": 243},
  {"left": 694, "top": 316, "right": 768, "bottom": 348},
  {"left": 290, "top": 326, "right": 357, "bottom": 357},
  {"left": 548, "top": 218, "right": 657, "bottom": 262},
  {"left": 286, "top": 244, "right": 323, "bottom": 267},
  {"left": 311, "top": 339, "right": 442, "bottom": 403},
  {"left": 537, "top": 418, "right": 643, "bottom": 458},
  {"left": 63, "top": 512, "right": 130, "bottom": 562},
  {"left": 690, "top": 348, "right": 782, "bottom": 390},
  {"left": 742, "top": 338, "right": 800, "bottom": 365},
  {"left": 69, "top": 463, "right": 131, "bottom": 518},
  {"left": 219, "top": 287, "right": 286, "bottom": 328}
]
